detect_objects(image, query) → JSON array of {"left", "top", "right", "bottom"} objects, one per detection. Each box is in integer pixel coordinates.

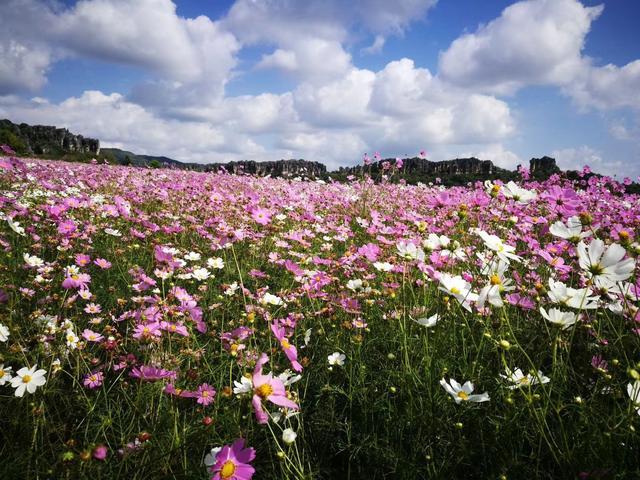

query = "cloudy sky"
[{"left": 1, "top": 0, "right": 639, "bottom": 175}]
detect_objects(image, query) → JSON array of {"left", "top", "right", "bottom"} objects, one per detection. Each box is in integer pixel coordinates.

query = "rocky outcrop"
[
  {"left": 529, "top": 156, "right": 560, "bottom": 175},
  {"left": 0, "top": 119, "right": 100, "bottom": 155},
  {"left": 339, "top": 156, "right": 501, "bottom": 176}
]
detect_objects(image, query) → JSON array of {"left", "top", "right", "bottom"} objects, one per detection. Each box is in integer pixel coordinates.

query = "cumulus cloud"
[
  {"left": 568, "top": 60, "right": 640, "bottom": 111},
  {"left": 551, "top": 145, "right": 633, "bottom": 177},
  {"left": 439, "top": 0, "right": 603, "bottom": 95},
  {"left": 0, "top": 0, "right": 239, "bottom": 98}
]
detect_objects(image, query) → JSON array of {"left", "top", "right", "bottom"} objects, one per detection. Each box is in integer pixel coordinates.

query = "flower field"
[{"left": 1, "top": 155, "right": 640, "bottom": 479}]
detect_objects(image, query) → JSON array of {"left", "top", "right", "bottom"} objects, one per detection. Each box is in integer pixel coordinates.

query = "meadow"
[{"left": 1, "top": 154, "right": 639, "bottom": 479}]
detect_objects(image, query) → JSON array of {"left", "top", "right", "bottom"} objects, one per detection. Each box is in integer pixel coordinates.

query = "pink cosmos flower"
[
  {"left": 84, "top": 303, "right": 102, "bottom": 314},
  {"left": 94, "top": 258, "right": 112, "bottom": 269},
  {"left": 83, "top": 371, "right": 104, "bottom": 389},
  {"left": 62, "top": 273, "right": 91, "bottom": 290},
  {"left": 75, "top": 254, "right": 91, "bottom": 266},
  {"left": 196, "top": 383, "right": 216, "bottom": 406},
  {"left": 57, "top": 220, "right": 77, "bottom": 236},
  {"left": 132, "top": 322, "right": 162, "bottom": 340},
  {"left": 251, "top": 207, "right": 272, "bottom": 226},
  {"left": 130, "top": 365, "right": 177, "bottom": 382},
  {"left": 209, "top": 438, "right": 255, "bottom": 480},
  {"left": 270, "top": 324, "right": 303, "bottom": 372},
  {"left": 160, "top": 321, "right": 189, "bottom": 336},
  {"left": 82, "top": 329, "right": 104, "bottom": 342},
  {"left": 251, "top": 353, "right": 299, "bottom": 424}
]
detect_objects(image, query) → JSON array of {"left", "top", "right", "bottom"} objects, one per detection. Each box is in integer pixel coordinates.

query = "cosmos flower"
[
  {"left": 0, "top": 323, "right": 9, "bottom": 342},
  {"left": 209, "top": 438, "right": 255, "bottom": 480},
  {"left": 549, "top": 216, "right": 591, "bottom": 242},
  {"left": 412, "top": 314, "right": 440, "bottom": 328},
  {"left": 84, "top": 371, "right": 104, "bottom": 389},
  {"left": 196, "top": 384, "right": 216, "bottom": 406},
  {"left": 577, "top": 239, "right": 635, "bottom": 286},
  {"left": 440, "top": 378, "right": 489, "bottom": 404},
  {"left": 627, "top": 381, "right": 640, "bottom": 415},
  {"left": 540, "top": 307, "right": 578, "bottom": 330},
  {"left": 271, "top": 323, "right": 303, "bottom": 372},
  {"left": 438, "top": 273, "right": 478, "bottom": 311},
  {"left": 500, "top": 368, "right": 550, "bottom": 389},
  {"left": 0, "top": 364, "right": 12, "bottom": 386},
  {"left": 250, "top": 354, "right": 299, "bottom": 424},
  {"left": 328, "top": 352, "right": 346, "bottom": 366},
  {"left": 10, "top": 365, "right": 47, "bottom": 397},
  {"left": 130, "top": 365, "right": 177, "bottom": 382}
]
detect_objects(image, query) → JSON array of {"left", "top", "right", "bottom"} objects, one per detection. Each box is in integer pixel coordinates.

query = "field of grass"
[{"left": 1, "top": 156, "right": 639, "bottom": 479}]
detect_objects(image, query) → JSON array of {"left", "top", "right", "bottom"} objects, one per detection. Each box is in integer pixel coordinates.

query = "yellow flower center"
[
  {"left": 256, "top": 383, "right": 274, "bottom": 399},
  {"left": 281, "top": 339, "right": 291, "bottom": 349},
  {"left": 620, "top": 230, "right": 630, "bottom": 239},
  {"left": 490, "top": 274, "right": 501, "bottom": 286},
  {"left": 0, "top": 370, "right": 5, "bottom": 379},
  {"left": 220, "top": 460, "right": 236, "bottom": 479},
  {"left": 518, "top": 377, "right": 530, "bottom": 385},
  {"left": 450, "top": 287, "right": 460, "bottom": 295},
  {"left": 457, "top": 391, "right": 469, "bottom": 401},
  {"left": 22, "top": 374, "right": 32, "bottom": 384},
  {"left": 202, "top": 391, "right": 209, "bottom": 397}
]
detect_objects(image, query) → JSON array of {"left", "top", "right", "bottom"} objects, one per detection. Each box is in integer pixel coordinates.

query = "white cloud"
[
  {"left": 439, "top": 0, "right": 603, "bottom": 95},
  {"left": 361, "top": 35, "right": 386, "bottom": 55},
  {"left": 0, "top": 0, "right": 239, "bottom": 99},
  {"left": 551, "top": 145, "right": 632, "bottom": 176},
  {"left": 568, "top": 60, "right": 640, "bottom": 111}
]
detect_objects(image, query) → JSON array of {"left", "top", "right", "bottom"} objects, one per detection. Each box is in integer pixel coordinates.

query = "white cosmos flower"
[
  {"left": 547, "top": 279, "right": 599, "bottom": 309},
  {"left": 282, "top": 428, "right": 297, "bottom": 444},
  {"left": 328, "top": 352, "right": 346, "bottom": 366},
  {"left": 501, "top": 181, "right": 537, "bottom": 203},
  {"left": 183, "top": 251, "right": 201, "bottom": 261},
  {"left": 346, "top": 279, "right": 364, "bottom": 291},
  {"left": 233, "top": 376, "right": 253, "bottom": 395},
  {"left": 7, "top": 218, "right": 25, "bottom": 236},
  {"left": 627, "top": 381, "right": 640, "bottom": 415},
  {"left": 423, "top": 233, "right": 451, "bottom": 251},
  {"left": 261, "top": 292, "right": 284, "bottom": 306},
  {"left": 549, "top": 216, "right": 591, "bottom": 241},
  {"left": 0, "top": 323, "right": 9, "bottom": 342},
  {"left": 277, "top": 370, "right": 302, "bottom": 387},
  {"left": 104, "top": 228, "right": 122, "bottom": 237},
  {"left": 540, "top": 307, "right": 578, "bottom": 330},
  {"left": 23, "top": 253, "right": 44, "bottom": 267},
  {"left": 191, "top": 267, "right": 210, "bottom": 281},
  {"left": 224, "top": 282, "right": 239, "bottom": 296},
  {"left": 0, "top": 364, "right": 12, "bottom": 385},
  {"left": 440, "top": 378, "right": 490, "bottom": 404},
  {"left": 500, "top": 368, "right": 550, "bottom": 389},
  {"left": 396, "top": 241, "right": 425, "bottom": 262},
  {"left": 10, "top": 365, "right": 47, "bottom": 397},
  {"left": 207, "top": 257, "right": 225, "bottom": 269},
  {"left": 577, "top": 239, "right": 635, "bottom": 285},
  {"left": 373, "top": 262, "right": 394, "bottom": 272},
  {"left": 475, "top": 230, "right": 521, "bottom": 263},
  {"left": 437, "top": 273, "right": 478, "bottom": 311},
  {"left": 413, "top": 313, "right": 440, "bottom": 328}
]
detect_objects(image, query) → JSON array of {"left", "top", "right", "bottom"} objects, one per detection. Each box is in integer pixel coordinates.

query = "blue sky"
[{"left": 1, "top": 0, "right": 639, "bottom": 176}]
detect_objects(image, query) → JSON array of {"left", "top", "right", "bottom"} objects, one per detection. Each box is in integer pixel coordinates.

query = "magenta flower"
[
  {"left": 62, "top": 273, "right": 91, "bottom": 290},
  {"left": 210, "top": 438, "right": 255, "bottom": 480},
  {"left": 57, "top": 219, "right": 77, "bottom": 236},
  {"left": 196, "top": 383, "right": 216, "bottom": 406},
  {"left": 132, "top": 322, "right": 162, "bottom": 340},
  {"left": 251, "top": 354, "right": 299, "bottom": 424},
  {"left": 270, "top": 324, "right": 302, "bottom": 372},
  {"left": 130, "top": 365, "right": 177, "bottom": 382},
  {"left": 93, "top": 445, "right": 108, "bottom": 461},
  {"left": 84, "top": 371, "right": 104, "bottom": 389},
  {"left": 75, "top": 254, "right": 91, "bottom": 266}
]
